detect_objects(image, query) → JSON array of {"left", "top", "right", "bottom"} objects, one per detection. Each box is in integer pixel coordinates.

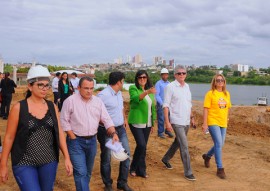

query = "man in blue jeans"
[
  {"left": 61, "top": 77, "right": 119, "bottom": 191},
  {"left": 155, "top": 68, "right": 173, "bottom": 138},
  {"left": 97, "top": 72, "right": 133, "bottom": 191}
]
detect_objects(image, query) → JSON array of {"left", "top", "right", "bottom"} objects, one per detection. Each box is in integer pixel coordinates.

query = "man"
[
  {"left": 52, "top": 72, "right": 61, "bottom": 104},
  {"left": 155, "top": 68, "right": 173, "bottom": 139},
  {"left": 161, "top": 65, "right": 196, "bottom": 181},
  {"left": 70, "top": 72, "right": 80, "bottom": 94},
  {"left": 97, "top": 72, "right": 133, "bottom": 191},
  {"left": 60, "top": 76, "right": 119, "bottom": 191}
]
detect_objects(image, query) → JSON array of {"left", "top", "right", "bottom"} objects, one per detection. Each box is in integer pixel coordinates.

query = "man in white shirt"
[
  {"left": 52, "top": 72, "right": 61, "bottom": 105},
  {"left": 70, "top": 72, "right": 80, "bottom": 94},
  {"left": 161, "top": 65, "right": 196, "bottom": 181}
]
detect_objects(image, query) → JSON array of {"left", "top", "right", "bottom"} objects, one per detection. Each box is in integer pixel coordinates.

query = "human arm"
[
  {"left": 0, "top": 103, "right": 20, "bottom": 183},
  {"left": 123, "top": 108, "right": 129, "bottom": 129},
  {"left": 202, "top": 108, "right": 209, "bottom": 132},
  {"left": 155, "top": 82, "right": 163, "bottom": 105},
  {"left": 54, "top": 104, "right": 73, "bottom": 176}
]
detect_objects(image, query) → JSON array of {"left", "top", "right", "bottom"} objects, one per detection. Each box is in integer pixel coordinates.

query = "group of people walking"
[{"left": 0, "top": 64, "right": 231, "bottom": 191}]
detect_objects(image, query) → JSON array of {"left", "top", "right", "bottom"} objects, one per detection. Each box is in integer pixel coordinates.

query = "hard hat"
[
  {"left": 160, "top": 68, "right": 169, "bottom": 74},
  {"left": 27, "top": 65, "right": 51, "bottom": 83},
  {"left": 111, "top": 148, "right": 130, "bottom": 162}
]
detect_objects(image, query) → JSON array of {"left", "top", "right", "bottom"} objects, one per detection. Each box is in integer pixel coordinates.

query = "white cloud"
[{"left": 0, "top": 0, "right": 269, "bottom": 67}]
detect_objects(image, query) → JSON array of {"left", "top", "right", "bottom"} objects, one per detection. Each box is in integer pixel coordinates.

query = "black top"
[
  {"left": 11, "top": 99, "right": 60, "bottom": 166},
  {"left": 0, "top": 78, "right": 17, "bottom": 95}
]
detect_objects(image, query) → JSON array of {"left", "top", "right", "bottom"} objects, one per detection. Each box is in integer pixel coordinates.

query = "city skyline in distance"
[{"left": 0, "top": 0, "right": 270, "bottom": 68}]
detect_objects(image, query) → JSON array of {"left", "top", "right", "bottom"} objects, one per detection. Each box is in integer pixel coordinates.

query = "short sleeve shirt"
[{"left": 204, "top": 90, "right": 231, "bottom": 127}]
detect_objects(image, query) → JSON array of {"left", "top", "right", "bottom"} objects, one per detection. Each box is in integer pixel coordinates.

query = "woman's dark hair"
[
  {"left": 134, "top": 70, "right": 153, "bottom": 90},
  {"left": 60, "top": 72, "right": 70, "bottom": 84},
  {"left": 25, "top": 82, "right": 35, "bottom": 99}
]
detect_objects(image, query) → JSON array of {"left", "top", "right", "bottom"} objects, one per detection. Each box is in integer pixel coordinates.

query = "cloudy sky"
[{"left": 0, "top": 0, "right": 269, "bottom": 68}]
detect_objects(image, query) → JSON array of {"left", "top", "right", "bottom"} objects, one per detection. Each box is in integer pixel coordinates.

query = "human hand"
[
  {"left": 202, "top": 123, "right": 208, "bottom": 133},
  {"left": 64, "top": 158, "right": 73, "bottom": 176},
  {"left": 148, "top": 87, "right": 156, "bottom": 94},
  {"left": 112, "top": 134, "right": 119, "bottom": 143},
  {"left": 0, "top": 164, "right": 8, "bottom": 183},
  {"left": 165, "top": 121, "right": 173, "bottom": 132}
]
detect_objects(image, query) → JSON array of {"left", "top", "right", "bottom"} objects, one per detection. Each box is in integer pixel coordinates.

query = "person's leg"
[
  {"left": 67, "top": 136, "right": 89, "bottom": 191},
  {"left": 38, "top": 161, "right": 58, "bottom": 191},
  {"left": 173, "top": 125, "right": 193, "bottom": 176},
  {"left": 6, "top": 94, "right": 12, "bottom": 117},
  {"left": 129, "top": 124, "right": 147, "bottom": 175},
  {"left": 156, "top": 104, "right": 165, "bottom": 136},
  {"left": 162, "top": 129, "right": 179, "bottom": 162},
  {"left": 53, "top": 92, "right": 58, "bottom": 104},
  {"left": 12, "top": 165, "right": 41, "bottom": 191},
  {"left": 1, "top": 95, "right": 7, "bottom": 117},
  {"left": 117, "top": 126, "right": 131, "bottom": 187},
  {"left": 97, "top": 126, "right": 112, "bottom": 186},
  {"left": 208, "top": 125, "right": 224, "bottom": 168},
  {"left": 85, "top": 136, "right": 97, "bottom": 191}
]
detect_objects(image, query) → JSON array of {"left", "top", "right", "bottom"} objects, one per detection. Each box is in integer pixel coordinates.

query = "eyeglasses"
[
  {"left": 137, "top": 76, "right": 147, "bottom": 79},
  {"left": 176, "top": 72, "right": 187, "bottom": 76},
  {"left": 36, "top": 83, "right": 51, "bottom": 90},
  {"left": 216, "top": 79, "right": 224, "bottom": 83}
]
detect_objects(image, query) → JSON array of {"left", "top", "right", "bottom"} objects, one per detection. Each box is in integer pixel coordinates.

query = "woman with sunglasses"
[
  {"left": 202, "top": 74, "right": 231, "bottom": 179},
  {"left": 128, "top": 70, "right": 156, "bottom": 178},
  {"left": 0, "top": 65, "right": 73, "bottom": 190}
]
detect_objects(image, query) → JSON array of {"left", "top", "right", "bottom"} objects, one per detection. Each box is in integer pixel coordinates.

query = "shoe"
[
  {"left": 2, "top": 116, "right": 7, "bottom": 120},
  {"left": 202, "top": 154, "right": 211, "bottom": 168},
  {"left": 185, "top": 174, "right": 196, "bottom": 181},
  {"left": 104, "top": 184, "right": 113, "bottom": 191},
  {"left": 158, "top": 134, "right": 166, "bottom": 139},
  {"left": 117, "top": 183, "right": 133, "bottom": 191},
  {"left": 217, "top": 168, "right": 226, "bottom": 179},
  {"left": 138, "top": 173, "right": 149, "bottom": 178},
  {"left": 161, "top": 159, "right": 173, "bottom": 169},
  {"left": 165, "top": 131, "right": 174, "bottom": 138}
]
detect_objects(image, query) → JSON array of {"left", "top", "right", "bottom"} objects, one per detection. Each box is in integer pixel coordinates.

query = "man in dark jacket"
[{"left": 0, "top": 72, "right": 17, "bottom": 119}]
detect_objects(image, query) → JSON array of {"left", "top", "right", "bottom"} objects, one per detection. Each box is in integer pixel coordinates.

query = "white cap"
[
  {"left": 111, "top": 148, "right": 130, "bottom": 162},
  {"left": 160, "top": 68, "right": 169, "bottom": 74},
  {"left": 27, "top": 65, "right": 51, "bottom": 83}
]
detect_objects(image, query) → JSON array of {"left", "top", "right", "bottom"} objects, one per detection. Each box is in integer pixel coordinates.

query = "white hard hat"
[
  {"left": 111, "top": 148, "right": 130, "bottom": 162},
  {"left": 160, "top": 68, "right": 169, "bottom": 74},
  {"left": 27, "top": 65, "right": 51, "bottom": 83}
]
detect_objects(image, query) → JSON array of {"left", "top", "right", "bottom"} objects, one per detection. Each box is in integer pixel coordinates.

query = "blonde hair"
[{"left": 210, "top": 74, "right": 227, "bottom": 96}]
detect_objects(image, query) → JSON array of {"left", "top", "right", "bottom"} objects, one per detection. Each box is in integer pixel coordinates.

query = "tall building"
[
  {"left": 154, "top": 56, "right": 162, "bottom": 65},
  {"left": 231, "top": 64, "right": 249, "bottom": 72},
  {"left": 169, "top": 59, "right": 174, "bottom": 67},
  {"left": 0, "top": 57, "right": 4, "bottom": 73},
  {"left": 134, "top": 54, "right": 142, "bottom": 63}
]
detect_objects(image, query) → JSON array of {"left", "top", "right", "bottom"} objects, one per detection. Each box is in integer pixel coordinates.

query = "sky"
[{"left": 0, "top": 0, "right": 270, "bottom": 68}]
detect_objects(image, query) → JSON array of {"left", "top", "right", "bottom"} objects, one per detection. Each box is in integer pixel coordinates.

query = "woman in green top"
[
  {"left": 58, "top": 72, "right": 74, "bottom": 111},
  {"left": 128, "top": 70, "right": 156, "bottom": 178}
]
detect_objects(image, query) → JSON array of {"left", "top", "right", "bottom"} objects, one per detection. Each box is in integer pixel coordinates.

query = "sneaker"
[
  {"left": 158, "top": 134, "right": 166, "bottom": 139},
  {"left": 165, "top": 131, "right": 174, "bottom": 138},
  {"left": 185, "top": 174, "right": 196, "bottom": 181},
  {"left": 161, "top": 159, "right": 173, "bottom": 169}
]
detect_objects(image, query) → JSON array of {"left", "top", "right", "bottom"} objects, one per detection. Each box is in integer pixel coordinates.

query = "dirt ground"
[{"left": 0, "top": 87, "right": 270, "bottom": 191}]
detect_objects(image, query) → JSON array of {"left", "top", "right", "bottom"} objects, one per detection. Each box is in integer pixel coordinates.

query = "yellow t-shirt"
[{"left": 204, "top": 90, "right": 231, "bottom": 128}]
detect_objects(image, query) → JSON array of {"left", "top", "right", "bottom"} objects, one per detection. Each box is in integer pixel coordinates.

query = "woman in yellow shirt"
[{"left": 202, "top": 74, "right": 231, "bottom": 179}]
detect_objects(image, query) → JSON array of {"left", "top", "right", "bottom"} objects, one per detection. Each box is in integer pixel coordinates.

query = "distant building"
[
  {"left": 133, "top": 54, "right": 142, "bottom": 64},
  {"left": 154, "top": 56, "right": 162, "bottom": 65},
  {"left": 169, "top": 59, "right": 174, "bottom": 67},
  {"left": 231, "top": 64, "right": 249, "bottom": 72}
]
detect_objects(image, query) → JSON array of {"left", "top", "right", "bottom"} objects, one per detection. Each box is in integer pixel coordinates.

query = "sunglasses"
[
  {"left": 137, "top": 76, "right": 147, "bottom": 79},
  {"left": 176, "top": 72, "right": 187, "bottom": 75},
  {"left": 216, "top": 79, "right": 224, "bottom": 83}
]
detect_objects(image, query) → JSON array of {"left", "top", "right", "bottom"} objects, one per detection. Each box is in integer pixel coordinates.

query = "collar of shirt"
[
  {"left": 174, "top": 80, "right": 186, "bottom": 87},
  {"left": 108, "top": 85, "right": 120, "bottom": 96}
]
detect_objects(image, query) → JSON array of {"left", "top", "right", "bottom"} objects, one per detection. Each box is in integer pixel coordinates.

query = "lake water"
[{"left": 96, "top": 83, "right": 270, "bottom": 105}]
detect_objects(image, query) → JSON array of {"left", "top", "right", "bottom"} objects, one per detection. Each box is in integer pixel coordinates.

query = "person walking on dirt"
[
  {"left": 202, "top": 74, "right": 231, "bottom": 179},
  {"left": 97, "top": 72, "right": 133, "bottom": 191},
  {"left": 161, "top": 65, "right": 196, "bottom": 181}
]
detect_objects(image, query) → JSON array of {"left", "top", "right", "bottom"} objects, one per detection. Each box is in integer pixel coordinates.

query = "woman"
[
  {"left": 128, "top": 70, "right": 156, "bottom": 178},
  {"left": 0, "top": 65, "right": 73, "bottom": 191},
  {"left": 0, "top": 72, "right": 17, "bottom": 119},
  {"left": 202, "top": 74, "right": 231, "bottom": 179},
  {"left": 58, "top": 72, "right": 74, "bottom": 111}
]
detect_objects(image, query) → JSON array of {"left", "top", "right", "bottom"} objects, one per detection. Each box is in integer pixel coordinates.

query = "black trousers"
[
  {"left": 1, "top": 94, "right": 12, "bottom": 117},
  {"left": 129, "top": 124, "right": 151, "bottom": 177}
]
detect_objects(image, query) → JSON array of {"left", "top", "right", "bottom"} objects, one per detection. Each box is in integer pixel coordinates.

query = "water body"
[{"left": 96, "top": 83, "right": 270, "bottom": 105}]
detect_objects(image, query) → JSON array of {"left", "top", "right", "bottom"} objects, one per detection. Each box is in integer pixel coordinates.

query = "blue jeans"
[
  {"left": 67, "top": 136, "right": 97, "bottom": 191},
  {"left": 97, "top": 125, "right": 130, "bottom": 187},
  {"left": 129, "top": 124, "right": 151, "bottom": 177},
  {"left": 12, "top": 161, "right": 58, "bottom": 191},
  {"left": 156, "top": 104, "right": 165, "bottom": 136},
  {"left": 206, "top": 125, "right": 227, "bottom": 168}
]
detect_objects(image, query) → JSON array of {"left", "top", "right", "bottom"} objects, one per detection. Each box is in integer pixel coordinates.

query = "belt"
[
  {"left": 115, "top": 125, "right": 124, "bottom": 129},
  {"left": 75, "top": 134, "right": 96, "bottom": 139}
]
